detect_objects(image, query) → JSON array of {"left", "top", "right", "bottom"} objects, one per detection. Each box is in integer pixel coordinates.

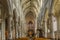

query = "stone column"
[
  {"left": 57, "top": 16, "right": 60, "bottom": 40},
  {"left": 7, "top": 0, "right": 13, "bottom": 39},
  {"left": 0, "top": 5, "right": 5, "bottom": 40},
  {"left": 1, "top": 20, "right": 5, "bottom": 40},
  {"left": 7, "top": 15, "right": 13, "bottom": 40},
  {"left": 44, "top": 18, "right": 48, "bottom": 38},
  {"left": 0, "top": 7, "right": 2, "bottom": 40},
  {"left": 15, "top": 17, "right": 19, "bottom": 38},
  {"left": 12, "top": 19, "right": 15, "bottom": 40},
  {"left": 20, "top": 7, "right": 26, "bottom": 37},
  {"left": 13, "top": 10, "right": 19, "bottom": 39},
  {"left": 48, "top": 0, "right": 54, "bottom": 39},
  {"left": 0, "top": 23, "right": 2, "bottom": 40},
  {"left": 35, "top": 18, "right": 37, "bottom": 37},
  {"left": 51, "top": 16, "right": 55, "bottom": 39},
  {"left": 20, "top": 21, "right": 22, "bottom": 38},
  {"left": 14, "top": 10, "right": 19, "bottom": 39},
  {"left": 14, "top": 1, "right": 20, "bottom": 38},
  {"left": 16, "top": 15, "right": 19, "bottom": 38},
  {"left": 21, "top": 20, "right": 26, "bottom": 37},
  {"left": 18, "top": 17, "right": 21, "bottom": 38},
  {"left": 22, "top": 18, "right": 26, "bottom": 37},
  {"left": 49, "top": 14, "right": 55, "bottom": 39}
]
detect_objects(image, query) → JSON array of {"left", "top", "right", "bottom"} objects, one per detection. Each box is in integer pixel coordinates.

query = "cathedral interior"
[{"left": 0, "top": 0, "right": 60, "bottom": 40}]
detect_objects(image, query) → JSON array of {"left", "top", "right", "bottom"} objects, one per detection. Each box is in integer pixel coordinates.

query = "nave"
[{"left": 0, "top": 0, "right": 60, "bottom": 40}]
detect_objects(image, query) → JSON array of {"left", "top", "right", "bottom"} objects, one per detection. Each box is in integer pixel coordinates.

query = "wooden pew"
[
  {"left": 34, "top": 38, "right": 50, "bottom": 40},
  {"left": 16, "top": 37, "right": 29, "bottom": 40},
  {"left": 16, "top": 37, "right": 50, "bottom": 40}
]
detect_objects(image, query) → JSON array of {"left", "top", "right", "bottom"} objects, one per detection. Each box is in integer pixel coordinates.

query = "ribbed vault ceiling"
[
  {"left": 53, "top": 0, "right": 60, "bottom": 16},
  {"left": 0, "top": 0, "right": 8, "bottom": 19},
  {"left": 0, "top": 0, "right": 8, "bottom": 8},
  {"left": 21, "top": 0, "right": 40, "bottom": 18}
]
